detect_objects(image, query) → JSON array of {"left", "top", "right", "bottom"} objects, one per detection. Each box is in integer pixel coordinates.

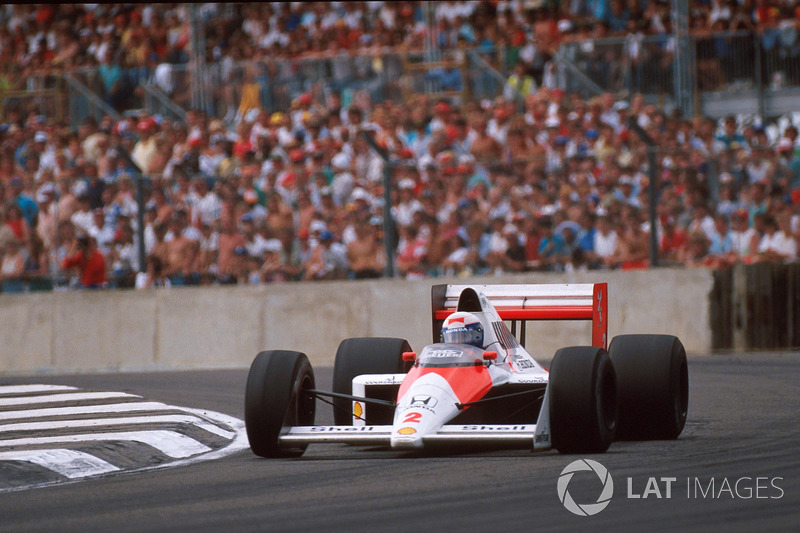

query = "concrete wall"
[{"left": 0, "top": 268, "right": 714, "bottom": 375}]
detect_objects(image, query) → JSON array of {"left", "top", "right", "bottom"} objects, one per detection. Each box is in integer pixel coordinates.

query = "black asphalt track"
[{"left": 0, "top": 353, "right": 798, "bottom": 532}]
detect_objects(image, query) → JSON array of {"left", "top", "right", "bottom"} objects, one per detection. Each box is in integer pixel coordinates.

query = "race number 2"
[{"left": 403, "top": 412, "right": 422, "bottom": 424}]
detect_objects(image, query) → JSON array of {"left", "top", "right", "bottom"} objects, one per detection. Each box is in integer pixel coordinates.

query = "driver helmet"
[{"left": 441, "top": 312, "right": 484, "bottom": 348}]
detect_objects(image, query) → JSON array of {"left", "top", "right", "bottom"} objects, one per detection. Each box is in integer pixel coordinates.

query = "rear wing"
[{"left": 431, "top": 283, "right": 608, "bottom": 350}]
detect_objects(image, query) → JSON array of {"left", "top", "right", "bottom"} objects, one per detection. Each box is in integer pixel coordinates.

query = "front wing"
[
  {"left": 280, "top": 385, "right": 552, "bottom": 451},
  {"left": 280, "top": 422, "right": 551, "bottom": 450}
]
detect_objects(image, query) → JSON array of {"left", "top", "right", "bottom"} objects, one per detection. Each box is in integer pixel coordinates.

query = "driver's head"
[{"left": 441, "top": 312, "right": 484, "bottom": 348}]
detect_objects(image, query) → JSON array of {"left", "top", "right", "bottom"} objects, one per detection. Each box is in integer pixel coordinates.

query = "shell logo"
[
  {"left": 397, "top": 427, "right": 417, "bottom": 435},
  {"left": 353, "top": 402, "right": 363, "bottom": 420}
]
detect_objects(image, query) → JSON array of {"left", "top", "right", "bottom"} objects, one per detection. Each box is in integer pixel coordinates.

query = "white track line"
[
  {"left": 0, "top": 401, "right": 175, "bottom": 421},
  {"left": 0, "top": 385, "right": 78, "bottom": 395},
  {"left": 0, "top": 430, "right": 211, "bottom": 459},
  {"left": 0, "top": 392, "right": 138, "bottom": 407},
  {"left": 0, "top": 406, "right": 248, "bottom": 493},
  {"left": 0, "top": 415, "right": 235, "bottom": 439},
  {"left": 0, "top": 449, "right": 119, "bottom": 479}
]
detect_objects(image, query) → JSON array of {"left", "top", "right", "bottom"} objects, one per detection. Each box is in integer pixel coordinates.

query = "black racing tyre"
[
  {"left": 244, "top": 350, "right": 316, "bottom": 458},
  {"left": 608, "top": 334, "right": 689, "bottom": 440},
  {"left": 549, "top": 346, "right": 618, "bottom": 454},
  {"left": 332, "top": 337, "right": 412, "bottom": 425}
]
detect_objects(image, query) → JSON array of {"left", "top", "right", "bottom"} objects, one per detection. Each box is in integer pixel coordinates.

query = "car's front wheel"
[{"left": 244, "top": 350, "right": 316, "bottom": 458}]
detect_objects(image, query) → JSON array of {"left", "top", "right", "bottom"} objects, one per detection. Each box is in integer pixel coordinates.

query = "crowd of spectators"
[
  {"left": 1, "top": 85, "right": 799, "bottom": 292},
  {"left": 3, "top": 2, "right": 800, "bottom": 112},
  {"left": 1, "top": 2, "right": 800, "bottom": 293}
]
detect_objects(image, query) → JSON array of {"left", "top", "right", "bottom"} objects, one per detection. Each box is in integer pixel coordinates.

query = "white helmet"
[{"left": 441, "top": 312, "right": 484, "bottom": 348}]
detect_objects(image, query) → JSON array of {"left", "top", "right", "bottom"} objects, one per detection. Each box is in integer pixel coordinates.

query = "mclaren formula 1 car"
[{"left": 244, "top": 283, "right": 689, "bottom": 457}]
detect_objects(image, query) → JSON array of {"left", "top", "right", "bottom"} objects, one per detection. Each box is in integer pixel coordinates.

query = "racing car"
[{"left": 244, "top": 283, "right": 689, "bottom": 457}]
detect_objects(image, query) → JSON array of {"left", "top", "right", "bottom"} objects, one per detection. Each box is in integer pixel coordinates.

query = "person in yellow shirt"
[
  {"left": 504, "top": 61, "right": 537, "bottom": 102},
  {"left": 238, "top": 66, "right": 261, "bottom": 122}
]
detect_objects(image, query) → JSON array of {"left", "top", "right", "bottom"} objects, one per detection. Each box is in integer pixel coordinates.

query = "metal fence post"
[{"left": 359, "top": 131, "right": 395, "bottom": 278}]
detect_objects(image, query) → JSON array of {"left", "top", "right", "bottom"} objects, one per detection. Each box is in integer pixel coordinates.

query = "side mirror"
[
  {"left": 482, "top": 351, "right": 497, "bottom": 361},
  {"left": 402, "top": 351, "right": 417, "bottom": 362}
]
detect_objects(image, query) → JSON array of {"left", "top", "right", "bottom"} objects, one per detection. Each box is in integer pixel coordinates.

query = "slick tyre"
[
  {"left": 332, "top": 337, "right": 412, "bottom": 425},
  {"left": 549, "top": 346, "right": 617, "bottom": 454},
  {"left": 608, "top": 334, "right": 688, "bottom": 440},
  {"left": 245, "top": 350, "right": 316, "bottom": 458}
]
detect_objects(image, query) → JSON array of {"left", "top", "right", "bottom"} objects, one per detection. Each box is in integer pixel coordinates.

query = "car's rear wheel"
[
  {"left": 332, "top": 337, "right": 412, "bottom": 425},
  {"left": 608, "top": 334, "right": 688, "bottom": 440},
  {"left": 549, "top": 346, "right": 617, "bottom": 454},
  {"left": 244, "top": 350, "right": 316, "bottom": 458}
]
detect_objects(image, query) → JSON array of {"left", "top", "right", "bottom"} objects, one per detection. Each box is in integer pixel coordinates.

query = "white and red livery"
[{"left": 245, "top": 283, "right": 688, "bottom": 457}]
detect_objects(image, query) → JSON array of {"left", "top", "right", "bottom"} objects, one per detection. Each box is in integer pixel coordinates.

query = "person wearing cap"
[
  {"left": 32, "top": 183, "right": 57, "bottom": 249},
  {"left": 330, "top": 151, "right": 355, "bottom": 207},
  {"left": 715, "top": 115, "right": 747, "bottom": 152},
  {"left": 189, "top": 176, "right": 222, "bottom": 228},
  {"left": 302, "top": 229, "right": 348, "bottom": 281},
  {"left": 132, "top": 116, "right": 158, "bottom": 171},
  {"left": 487, "top": 104, "right": 512, "bottom": 145},
  {"left": 592, "top": 214, "right": 618, "bottom": 267},
  {"left": 258, "top": 237, "right": 294, "bottom": 283},
  {"left": 88, "top": 207, "right": 114, "bottom": 256},
  {"left": 393, "top": 178, "right": 422, "bottom": 228}
]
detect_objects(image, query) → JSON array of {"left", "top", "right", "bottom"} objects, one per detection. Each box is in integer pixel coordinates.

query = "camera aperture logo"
[{"left": 557, "top": 459, "right": 614, "bottom": 516}]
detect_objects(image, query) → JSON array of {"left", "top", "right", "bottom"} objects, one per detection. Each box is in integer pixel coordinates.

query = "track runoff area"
[{"left": 0, "top": 383, "right": 247, "bottom": 493}]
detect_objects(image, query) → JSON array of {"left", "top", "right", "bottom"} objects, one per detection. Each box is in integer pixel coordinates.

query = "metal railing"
[
  {"left": 63, "top": 73, "right": 122, "bottom": 125},
  {"left": 7, "top": 28, "right": 800, "bottom": 131},
  {"left": 0, "top": 88, "right": 66, "bottom": 123},
  {"left": 555, "top": 29, "right": 800, "bottom": 118},
  {"left": 141, "top": 83, "right": 187, "bottom": 123}
]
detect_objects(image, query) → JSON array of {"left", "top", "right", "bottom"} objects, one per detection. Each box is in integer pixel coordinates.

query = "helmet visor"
[{"left": 442, "top": 324, "right": 483, "bottom": 346}]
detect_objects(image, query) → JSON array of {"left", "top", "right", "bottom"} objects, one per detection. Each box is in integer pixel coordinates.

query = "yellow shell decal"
[
  {"left": 353, "top": 402, "right": 363, "bottom": 419},
  {"left": 397, "top": 427, "right": 417, "bottom": 435}
]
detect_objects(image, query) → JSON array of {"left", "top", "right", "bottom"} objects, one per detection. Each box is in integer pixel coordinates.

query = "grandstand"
[{"left": 0, "top": 2, "right": 798, "bottom": 293}]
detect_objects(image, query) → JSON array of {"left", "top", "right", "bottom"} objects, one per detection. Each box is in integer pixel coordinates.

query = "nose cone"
[{"left": 391, "top": 373, "right": 461, "bottom": 449}]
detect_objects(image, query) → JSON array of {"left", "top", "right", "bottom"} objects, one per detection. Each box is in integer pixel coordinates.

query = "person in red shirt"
[
  {"left": 660, "top": 216, "right": 688, "bottom": 263},
  {"left": 62, "top": 235, "right": 107, "bottom": 288}
]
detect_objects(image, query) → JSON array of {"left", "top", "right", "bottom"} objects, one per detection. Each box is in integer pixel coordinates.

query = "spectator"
[
  {"left": 0, "top": 237, "right": 26, "bottom": 293},
  {"left": 61, "top": 234, "right": 107, "bottom": 288},
  {"left": 135, "top": 254, "right": 171, "bottom": 289},
  {"left": 302, "top": 230, "right": 348, "bottom": 281},
  {"left": 757, "top": 213, "right": 797, "bottom": 262},
  {"left": 4, "top": 3, "right": 800, "bottom": 290},
  {"left": 660, "top": 216, "right": 688, "bottom": 263}
]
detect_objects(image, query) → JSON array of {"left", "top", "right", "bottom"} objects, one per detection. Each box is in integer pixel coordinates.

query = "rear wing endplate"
[{"left": 431, "top": 283, "right": 608, "bottom": 350}]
